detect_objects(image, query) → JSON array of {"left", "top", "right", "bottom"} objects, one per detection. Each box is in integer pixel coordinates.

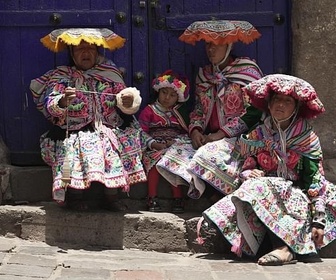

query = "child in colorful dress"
[{"left": 138, "top": 70, "right": 190, "bottom": 213}]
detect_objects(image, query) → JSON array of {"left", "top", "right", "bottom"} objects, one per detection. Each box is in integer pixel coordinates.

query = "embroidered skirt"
[
  {"left": 40, "top": 124, "right": 147, "bottom": 202},
  {"left": 203, "top": 177, "right": 336, "bottom": 256}
]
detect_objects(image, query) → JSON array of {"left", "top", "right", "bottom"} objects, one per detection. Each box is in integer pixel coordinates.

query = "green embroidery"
[
  {"left": 69, "top": 103, "right": 85, "bottom": 111},
  {"left": 97, "top": 81, "right": 108, "bottom": 91},
  {"left": 105, "top": 100, "right": 116, "bottom": 107}
]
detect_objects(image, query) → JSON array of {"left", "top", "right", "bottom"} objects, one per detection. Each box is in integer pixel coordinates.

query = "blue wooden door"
[
  {"left": 0, "top": 0, "right": 131, "bottom": 165},
  {"left": 147, "top": 0, "right": 291, "bottom": 104},
  {"left": 0, "top": 0, "right": 290, "bottom": 165}
]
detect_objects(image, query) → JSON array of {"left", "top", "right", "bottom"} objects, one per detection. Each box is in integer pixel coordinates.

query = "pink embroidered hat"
[
  {"left": 242, "top": 74, "right": 325, "bottom": 119},
  {"left": 179, "top": 20, "right": 261, "bottom": 45},
  {"left": 152, "top": 70, "right": 190, "bottom": 102}
]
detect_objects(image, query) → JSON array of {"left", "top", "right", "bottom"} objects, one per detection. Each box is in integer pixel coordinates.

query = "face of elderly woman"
[
  {"left": 205, "top": 42, "right": 229, "bottom": 65},
  {"left": 269, "top": 94, "right": 297, "bottom": 122},
  {"left": 72, "top": 41, "right": 98, "bottom": 70}
]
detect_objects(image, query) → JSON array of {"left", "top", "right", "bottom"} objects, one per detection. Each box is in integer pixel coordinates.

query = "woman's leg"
[
  {"left": 148, "top": 167, "right": 160, "bottom": 198},
  {"left": 147, "top": 167, "right": 162, "bottom": 212},
  {"left": 171, "top": 185, "right": 184, "bottom": 213}
]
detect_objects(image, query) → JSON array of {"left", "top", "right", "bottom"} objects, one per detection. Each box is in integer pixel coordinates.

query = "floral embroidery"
[
  {"left": 242, "top": 156, "right": 257, "bottom": 170},
  {"left": 223, "top": 85, "right": 244, "bottom": 114},
  {"left": 101, "top": 88, "right": 117, "bottom": 116},
  {"left": 257, "top": 151, "right": 277, "bottom": 171},
  {"left": 287, "top": 150, "right": 300, "bottom": 169},
  {"left": 68, "top": 91, "right": 89, "bottom": 117}
]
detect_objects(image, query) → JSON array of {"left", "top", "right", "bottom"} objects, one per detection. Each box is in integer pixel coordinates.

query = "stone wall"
[{"left": 292, "top": 0, "right": 336, "bottom": 182}]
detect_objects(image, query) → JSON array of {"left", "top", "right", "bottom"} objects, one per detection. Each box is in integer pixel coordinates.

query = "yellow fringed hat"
[
  {"left": 40, "top": 28, "right": 126, "bottom": 52},
  {"left": 179, "top": 20, "right": 261, "bottom": 45}
]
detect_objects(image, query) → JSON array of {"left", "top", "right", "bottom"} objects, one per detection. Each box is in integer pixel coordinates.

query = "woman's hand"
[
  {"left": 151, "top": 142, "right": 167, "bottom": 151},
  {"left": 311, "top": 227, "right": 324, "bottom": 249},
  {"left": 151, "top": 139, "right": 175, "bottom": 151},
  {"left": 121, "top": 94, "right": 134, "bottom": 108},
  {"left": 204, "top": 130, "right": 226, "bottom": 144},
  {"left": 190, "top": 129, "right": 206, "bottom": 149},
  {"left": 165, "top": 139, "right": 175, "bottom": 148},
  {"left": 59, "top": 87, "right": 76, "bottom": 108},
  {"left": 240, "top": 169, "right": 265, "bottom": 180}
]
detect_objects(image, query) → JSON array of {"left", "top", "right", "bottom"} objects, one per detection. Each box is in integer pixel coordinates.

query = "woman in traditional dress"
[
  {"left": 30, "top": 28, "right": 146, "bottom": 211},
  {"left": 138, "top": 70, "right": 190, "bottom": 213},
  {"left": 199, "top": 74, "right": 336, "bottom": 265},
  {"left": 156, "top": 20, "right": 263, "bottom": 200}
]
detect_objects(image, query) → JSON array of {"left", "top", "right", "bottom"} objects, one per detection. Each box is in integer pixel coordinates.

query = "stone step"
[
  {"left": 0, "top": 203, "right": 335, "bottom": 259},
  {"left": 1, "top": 165, "right": 336, "bottom": 259},
  {"left": 0, "top": 203, "right": 227, "bottom": 253},
  {"left": 1, "top": 165, "right": 208, "bottom": 212}
]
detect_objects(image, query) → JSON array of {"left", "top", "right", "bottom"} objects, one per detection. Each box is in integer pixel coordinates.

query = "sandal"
[{"left": 258, "top": 250, "right": 297, "bottom": 266}]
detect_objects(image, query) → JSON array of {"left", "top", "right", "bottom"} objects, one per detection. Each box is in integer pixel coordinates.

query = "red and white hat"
[
  {"left": 152, "top": 70, "right": 190, "bottom": 102},
  {"left": 242, "top": 74, "right": 325, "bottom": 119}
]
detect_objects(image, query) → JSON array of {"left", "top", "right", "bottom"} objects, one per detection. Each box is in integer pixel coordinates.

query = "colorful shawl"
[
  {"left": 30, "top": 55, "right": 125, "bottom": 121},
  {"left": 189, "top": 57, "right": 263, "bottom": 135},
  {"left": 240, "top": 116, "right": 322, "bottom": 179}
]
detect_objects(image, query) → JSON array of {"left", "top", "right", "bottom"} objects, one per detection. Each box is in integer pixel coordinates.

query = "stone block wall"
[{"left": 292, "top": 0, "right": 336, "bottom": 183}]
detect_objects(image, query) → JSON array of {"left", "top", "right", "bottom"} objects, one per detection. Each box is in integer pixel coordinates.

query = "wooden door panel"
[
  {"left": 0, "top": 0, "right": 291, "bottom": 165},
  {"left": 150, "top": 0, "right": 290, "bottom": 83},
  {"left": 0, "top": 0, "right": 130, "bottom": 165}
]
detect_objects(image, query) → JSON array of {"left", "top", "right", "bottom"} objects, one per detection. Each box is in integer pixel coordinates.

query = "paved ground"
[{"left": 0, "top": 236, "right": 334, "bottom": 280}]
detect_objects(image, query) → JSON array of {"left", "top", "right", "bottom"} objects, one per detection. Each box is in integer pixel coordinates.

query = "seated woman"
[
  {"left": 198, "top": 74, "right": 336, "bottom": 265},
  {"left": 30, "top": 28, "right": 145, "bottom": 211},
  {"left": 156, "top": 20, "right": 263, "bottom": 200}
]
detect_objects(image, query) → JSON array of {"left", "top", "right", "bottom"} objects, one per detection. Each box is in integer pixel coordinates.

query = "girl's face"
[
  {"left": 205, "top": 42, "right": 229, "bottom": 65},
  {"left": 269, "top": 94, "right": 297, "bottom": 122},
  {"left": 158, "top": 87, "right": 178, "bottom": 109},
  {"left": 72, "top": 41, "right": 98, "bottom": 70}
]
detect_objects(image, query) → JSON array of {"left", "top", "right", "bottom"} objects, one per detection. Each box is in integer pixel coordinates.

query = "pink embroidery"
[
  {"left": 242, "top": 156, "right": 257, "bottom": 170},
  {"left": 287, "top": 150, "right": 300, "bottom": 169},
  {"left": 54, "top": 83, "right": 66, "bottom": 93},
  {"left": 224, "top": 92, "right": 243, "bottom": 114},
  {"left": 257, "top": 151, "right": 277, "bottom": 171}
]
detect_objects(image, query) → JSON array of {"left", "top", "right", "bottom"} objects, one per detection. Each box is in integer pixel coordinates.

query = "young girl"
[{"left": 138, "top": 70, "right": 190, "bottom": 213}]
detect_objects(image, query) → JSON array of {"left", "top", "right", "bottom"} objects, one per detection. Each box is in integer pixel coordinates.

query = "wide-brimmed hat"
[
  {"left": 152, "top": 70, "right": 190, "bottom": 102},
  {"left": 179, "top": 20, "right": 261, "bottom": 45},
  {"left": 242, "top": 74, "right": 325, "bottom": 119},
  {"left": 40, "top": 28, "right": 126, "bottom": 52}
]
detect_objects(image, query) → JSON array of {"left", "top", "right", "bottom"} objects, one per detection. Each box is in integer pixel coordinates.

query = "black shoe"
[
  {"left": 171, "top": 198, "right": 184, "bottom": 214},
  {"left": 148, "top": 197, "right": 162, "bottom": 212}
]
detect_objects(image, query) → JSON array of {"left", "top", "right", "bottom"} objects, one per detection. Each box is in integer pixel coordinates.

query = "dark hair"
[{"left": 268, "top": 90, "right": 299, "bottom": 106}]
